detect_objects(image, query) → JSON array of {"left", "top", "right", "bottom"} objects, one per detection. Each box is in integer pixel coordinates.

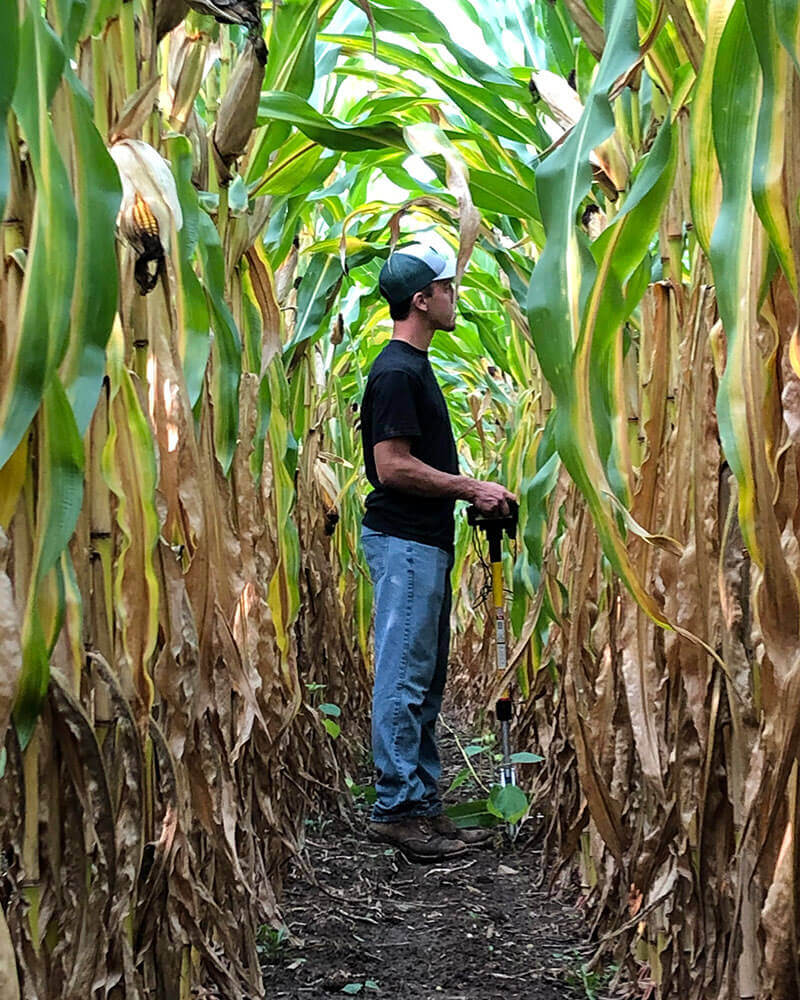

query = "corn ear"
[
  {"left": 109, "top": 138, "right": 183, "bottom": 292},
  {"left": 211, "top": 38, "right": 267, "bottom": 183}
]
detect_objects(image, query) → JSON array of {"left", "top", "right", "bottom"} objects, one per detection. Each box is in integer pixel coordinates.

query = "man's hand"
[{"left": 467, "top": 479, "right": 517, "bottom": 516}]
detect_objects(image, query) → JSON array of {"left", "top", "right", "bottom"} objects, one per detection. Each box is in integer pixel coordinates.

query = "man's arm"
[{"left": 374, "top": 438, "right": 516, "bottom": 515}]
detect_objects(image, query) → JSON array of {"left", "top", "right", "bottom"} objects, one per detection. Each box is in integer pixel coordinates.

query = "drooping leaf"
[
  {"left": 0, "top": 8, "right": 77, "bottom": 470},
  {"left": 14, "top": 378, "right": 84, "bottom": 747},
  {"left": 60, "top": 71, "right": 122, "bottom": 434}
]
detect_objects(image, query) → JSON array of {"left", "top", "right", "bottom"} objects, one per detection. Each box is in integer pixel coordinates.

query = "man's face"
[{"left": 427, "top": 278, "right": 456, "bottom": 332}]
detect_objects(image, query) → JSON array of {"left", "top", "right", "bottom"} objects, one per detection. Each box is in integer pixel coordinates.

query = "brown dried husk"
[{"left": 211, "top": 37, "right": 267, "bottom": 184}]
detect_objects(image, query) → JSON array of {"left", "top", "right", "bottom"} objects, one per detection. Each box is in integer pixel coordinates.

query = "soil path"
[{"left": 263, "top": 725, "right": 595, "bottom": 1000}]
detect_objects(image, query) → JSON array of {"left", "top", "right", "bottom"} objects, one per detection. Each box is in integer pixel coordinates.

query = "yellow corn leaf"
[
  {"left": 102, "top": 328, "right": 159, "bottom": 722},
  {"left": 689, "top": 0, "right": 735, "bottom": 254}
]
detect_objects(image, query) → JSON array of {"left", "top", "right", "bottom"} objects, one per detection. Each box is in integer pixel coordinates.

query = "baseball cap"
[{"left": 378, "top": 243, "right": 457, "bottom": 306}]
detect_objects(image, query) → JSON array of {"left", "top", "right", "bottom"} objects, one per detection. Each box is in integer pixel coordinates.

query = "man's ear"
[{"left": 412, "top": 290, "right": 428, "bottom": 312}]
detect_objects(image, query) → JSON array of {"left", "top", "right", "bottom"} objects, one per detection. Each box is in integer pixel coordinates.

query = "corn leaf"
[
  {"left": 285, "top": 253, "right": 343, "bottom": 353},
  {"left": 587, "top": 117, "right": 677, "bottom": 502},
  {"left": 774, "top": 0, "right": 800, "bottom": 70},
  {"left": 101, "top": 338, "right": 159, "bottom": 721},
  {"left": 264, "top": 0, "right": 320, "bottom": 98},
  {"left": 745, "top": 0, "right": 797, "bottom": 293},
  {"left": 323, "top": 34, "right": 545, "bottom": 147},
  {"left": 709, "top": 0, "right": 762, "bottom": 562},
  {"left": 257, "top": 90, "right": 406, "bottom": 151},
  {"left": 14, "top": 378, "right": 84, "bottom": 747},
  {"left": 197, "top": 211, "right": 241, "bottom": 475},
  {"left": 60, "top": 71, "right": 122, "bottom": 434},
  {"left": 527, "top": 0, "right": 669, "bottom": 623},
  {"left": 0, "top": 1, "right": 19, "bottom": 221},
  {"left": 165, "top": 135, "right": 212, "bottom": 408},
  {"left": 0, "top": 7, "right": 77, "bottom": 470},
  {"left": 250, "top": 0, "right": 321, "bottom": 173},
  {"left": 264, "top": 361, "right": 301, "bottom": 675}
]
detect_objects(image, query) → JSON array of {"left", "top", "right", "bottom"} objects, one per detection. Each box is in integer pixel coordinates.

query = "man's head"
[{"left": 378, "top": 243, "right": 457, "bottom": 332}]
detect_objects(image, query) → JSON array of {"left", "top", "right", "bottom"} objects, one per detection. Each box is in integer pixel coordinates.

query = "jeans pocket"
[{"left": 361, "top": 527, "right": 387, "bottom": 585}]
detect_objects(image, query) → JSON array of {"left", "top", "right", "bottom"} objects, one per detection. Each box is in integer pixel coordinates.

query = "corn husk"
[
  {"left": 109, "top": 139, "right": 183, "bottom": 293},
  {"left": 185, "top": 107, "right": 209, "bottom": 190},
  {"left": 109, "top": 76, "right": 161, "bottom": 143},
  {"left": 211, "top": 37, "right": 266, "bottom": 183},
  {"left": 167, "top": 23, "right": 218, "bottom": 131}
]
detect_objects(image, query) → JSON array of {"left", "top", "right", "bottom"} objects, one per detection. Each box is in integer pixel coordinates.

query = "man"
[{"left": 360, "top": 242, "right": 517, "bottom": 860}]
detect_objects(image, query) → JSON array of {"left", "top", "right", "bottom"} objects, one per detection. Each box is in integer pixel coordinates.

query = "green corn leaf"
[
  {"left": 0, "top": 1, "right": 19, "bottom": 221},
  {"left": 586, "top": 118, "right": 677, "bottom": 501},
  {"left": 14, "top": 378, "right": 84, "bottom": 748},
  {"left": 745, "top": 0, "right": 797, "bottom": 293},
  {"left": 60, "top": 71, "right": 121, "bottom": 435},
  {"left": 710, "top": 0, "right": 763, "bottom": 563},
  {"left": 521, "top": 447, "right": 560, "bottom": 575},
  {"left": 322, "top": 34, "right": 544, "bottom": 147},
  {"left": 0, "top": 7, "right": 77, "bottom": 470},
  {"left": 257, "top": 90, "right": 406, "bottom": 151},
  {"left": 82, "top": 0, "right": 121, "bottom": 38},
  {"left": 165, "top": 136, "right": 212, "bottom": 408},
  {"left": 264, "top": 0, "right": 319, "bottom": 98},
  {"left": 365, "top": 0, "right": 522, "bottom": 93},
  {"left": 264, "top": 361, "right": 301, "bottom": 677},
  {"left": 102, "top": 330, "right": 159, "bottom": 721},
  {"left": 250, "top": 0, "right": 321, "bottom": 172},
  {"left": 774, "top": 0, "right": 800, "bottom": 71},
  {"left": 468, "top": 168, "right": 542, "bottom": 232},
  {"left": 541, "top": 0, "right": 577, "bottom": 76},
  {"left": 249, "top": 133, "right": 324, "bottom": 195},
  {"left": 690, "top": 0, "right": 735, "bottom": 255},
  {"left": 527, "top": 0, "right": 670, "bottom": 623},
  {"left": 197, "top": 211, "right": 242, "bottom": 475},
  {"left": 285, "top": 253, "right": 343, "bottom": 353}
]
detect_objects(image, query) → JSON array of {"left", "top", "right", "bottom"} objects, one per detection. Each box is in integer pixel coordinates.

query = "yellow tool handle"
[{"left": 491, "top": 559, "right": 510, "bottom": 700}]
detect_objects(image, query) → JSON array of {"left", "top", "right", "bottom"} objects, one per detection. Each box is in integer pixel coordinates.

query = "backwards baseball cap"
[{"left": 378, "top": 242, "right": 457, "bottom": 306}]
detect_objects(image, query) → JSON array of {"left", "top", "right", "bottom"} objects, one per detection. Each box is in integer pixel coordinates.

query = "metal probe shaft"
[{"left": 470, "top": 502, "right": 519, "bottom": 838}]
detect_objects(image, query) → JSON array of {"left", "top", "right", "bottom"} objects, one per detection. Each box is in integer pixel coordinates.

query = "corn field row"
[{"left": 2, "top": 0, "right": 800, "bottom": 997}]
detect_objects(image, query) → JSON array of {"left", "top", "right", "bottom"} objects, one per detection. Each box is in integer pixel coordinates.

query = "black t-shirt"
[{"left": 361, "top": 340, "right": 459, "bottom": 553}]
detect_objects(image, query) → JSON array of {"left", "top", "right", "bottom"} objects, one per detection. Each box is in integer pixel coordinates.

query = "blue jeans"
[{"left": 361, "top": 527, "right": 453, "bottom": 822}]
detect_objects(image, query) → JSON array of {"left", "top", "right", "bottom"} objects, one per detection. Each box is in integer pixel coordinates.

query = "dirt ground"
[{"left": 262, "top": 725, "right": 603, "bottom": 1000}]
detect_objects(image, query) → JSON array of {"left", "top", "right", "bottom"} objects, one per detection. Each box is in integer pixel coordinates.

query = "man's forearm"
[{"left": 379, "top": 453, "right": 476, "bottom": 502}]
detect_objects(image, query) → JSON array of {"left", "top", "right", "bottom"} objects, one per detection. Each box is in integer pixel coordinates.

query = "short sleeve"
[{"left": 369, "top": 370, "right": 422, "bottom": 443}]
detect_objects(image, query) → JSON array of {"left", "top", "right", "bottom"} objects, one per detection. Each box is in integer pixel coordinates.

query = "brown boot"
[
  {"left": 430, "top": 813, "right": 495, "bottom": 847},
  {"left": 367, "top": 817, "right": 468, "bottom": 860}
]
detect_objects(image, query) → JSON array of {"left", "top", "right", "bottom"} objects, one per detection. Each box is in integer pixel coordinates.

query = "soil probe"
[{"left": 466, "top": 500, "right": 519, "bottom": 834}]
